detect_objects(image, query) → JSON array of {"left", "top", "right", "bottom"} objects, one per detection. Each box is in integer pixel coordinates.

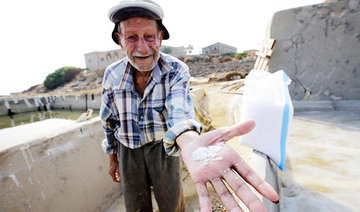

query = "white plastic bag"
[{"left": 240, "top": 70, "right": 293, "bottom": 170}]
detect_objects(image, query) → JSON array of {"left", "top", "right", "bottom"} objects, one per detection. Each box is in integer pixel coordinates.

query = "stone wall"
[{"left": 269, "top": 0, "right": 360, "bottom": 100}]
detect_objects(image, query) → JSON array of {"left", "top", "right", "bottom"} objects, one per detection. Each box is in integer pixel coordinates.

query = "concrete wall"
[
  {"left": 0, "top": 97, "right": 57, "bottom": 116},
  {"left": 2, "top": 95, "right": 360, "bottom": 118},
  {"left": 269, "top": 0, "right": 360, "bottom": 100},
  {"left": 0, "top": 94, "right": 102, "bottom": 116},
  {"left": 51, "top": 94, "right": 102, "bottom": 111},
  {"left": 0, "top": 118, "right": 121, "bottom": 212},
  {"left": 0, "top": 98, "right": 37, "bottom": 115}
]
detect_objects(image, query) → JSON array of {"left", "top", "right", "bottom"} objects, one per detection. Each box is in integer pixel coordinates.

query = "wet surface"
[{"left": 281, "top": 110, "right": 360, "bottom": 212}]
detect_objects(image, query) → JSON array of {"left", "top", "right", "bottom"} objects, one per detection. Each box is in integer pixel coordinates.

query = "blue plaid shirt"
[{"left": 100, "top": 53, "right": 203, "bottom": 155}]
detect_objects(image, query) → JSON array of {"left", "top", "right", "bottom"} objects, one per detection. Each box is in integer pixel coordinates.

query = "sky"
[{"left": 0, "top": 0, "right": 323, "bottom": 96}]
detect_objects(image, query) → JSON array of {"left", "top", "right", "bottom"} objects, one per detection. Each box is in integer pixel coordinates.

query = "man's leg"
[
  {"left": 118, "top": 143, "right": 153, "bottom": 212},
  {"left": 144, "top": 141, "right": 185, "bottom": 212}
]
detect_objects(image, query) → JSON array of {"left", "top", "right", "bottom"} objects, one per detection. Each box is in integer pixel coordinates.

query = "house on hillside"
[
  {"left": 202, "top": 42, "right": 237, "bottom": 55},
  {"left": 243, "top": 49, "right": 258, "bottom": 54},
  {"left": 84, "top": 45, "right": 187, "bottom": 71},
  {"left": 84, "top": 49, "right": 125, "bottom": 71},
  {"left": 160, "top": 45, "right": 187, "bottom": 58}
]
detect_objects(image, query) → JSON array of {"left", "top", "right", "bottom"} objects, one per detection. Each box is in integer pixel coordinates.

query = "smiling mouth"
[{"left": 135, "top": 55, "right": 151, "bottom": 60}]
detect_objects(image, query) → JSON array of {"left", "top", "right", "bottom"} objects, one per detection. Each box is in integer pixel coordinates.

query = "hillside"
[{"left": 21, "top": 55, "right": 256, "bottom": 96}]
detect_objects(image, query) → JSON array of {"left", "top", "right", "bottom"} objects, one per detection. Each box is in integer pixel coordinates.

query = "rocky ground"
[
  {"left": 187, "top": 55, "right": 256, "bottom": 79},
  {"left": 20, "top": 55, "right": 256, "bottom": 97}
]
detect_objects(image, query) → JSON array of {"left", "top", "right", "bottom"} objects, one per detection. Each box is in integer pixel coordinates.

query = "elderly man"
[{"left": 100, "top": 0, "right": 279, "bottom": 211}]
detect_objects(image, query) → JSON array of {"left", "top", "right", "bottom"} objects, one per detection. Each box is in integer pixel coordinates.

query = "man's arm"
[
  {"left": 177, "top": 120, "right": 279, "bottom": 212},
  {"left": 100, "top": 85, "right": 121, "bottom": 183},
  {"left": 162, "top": 63, "right": 203, "bottom": 155}
]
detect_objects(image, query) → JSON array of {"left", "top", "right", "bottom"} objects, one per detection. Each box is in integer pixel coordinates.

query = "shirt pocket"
[{"left": 152, "top": 106, "right": 168, "bottom": 127}]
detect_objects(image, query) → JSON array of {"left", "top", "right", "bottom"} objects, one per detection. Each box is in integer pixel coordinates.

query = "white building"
[
  {"left": 84, "top": 49, "right": 125, "bottom": 71},
  {"left": 202, "top": 42, "right": 237, "bottom": 55}
]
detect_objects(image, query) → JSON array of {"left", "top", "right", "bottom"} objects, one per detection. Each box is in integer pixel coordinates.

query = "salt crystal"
[{"left": 192, "top": 142, "right": 224, "bottom": 165}]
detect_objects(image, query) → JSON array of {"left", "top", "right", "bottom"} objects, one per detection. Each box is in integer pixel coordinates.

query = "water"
[{"left": 0, "top": 110, "right": 99, "bottom": 130}]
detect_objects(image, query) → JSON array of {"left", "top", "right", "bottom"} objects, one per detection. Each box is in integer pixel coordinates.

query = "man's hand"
[
  {"left": 108, "top": 154, "right": 120, "bottom": 183},
  {"left": 177, "top": 120, "right": 279, "bottom": 212}
]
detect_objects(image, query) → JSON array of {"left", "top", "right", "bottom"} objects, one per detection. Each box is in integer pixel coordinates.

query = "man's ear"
[
  {"left": 115, "top": 32, "right": 124, "bottom": 49},
  {"left": 159, "top": 30, "right": 164, "bottom": 46}
]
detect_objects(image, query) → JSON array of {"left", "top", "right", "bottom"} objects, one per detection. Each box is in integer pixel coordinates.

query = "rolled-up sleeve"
[{"left": 163, "top": 66, "right": 203, "bottom": 156}]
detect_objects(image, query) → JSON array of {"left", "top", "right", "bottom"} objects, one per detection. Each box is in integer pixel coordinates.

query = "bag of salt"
[{"left": 240, "top": 70, "right": 293, "bottom": 170}]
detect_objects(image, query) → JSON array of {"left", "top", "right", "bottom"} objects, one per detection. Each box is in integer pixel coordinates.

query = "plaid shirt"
[{"left": 100, "top": 53, "right": 203, "bottom": 155}]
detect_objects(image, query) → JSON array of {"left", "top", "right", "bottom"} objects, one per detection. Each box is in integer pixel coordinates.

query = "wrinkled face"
[{"left": 116, "top": 17, "right": 163, "bottom": 72}]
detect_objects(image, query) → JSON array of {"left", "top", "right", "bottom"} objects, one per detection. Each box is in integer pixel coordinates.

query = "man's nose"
[{"left": 136, "top": 38, "right": 150, "bottom": 55}]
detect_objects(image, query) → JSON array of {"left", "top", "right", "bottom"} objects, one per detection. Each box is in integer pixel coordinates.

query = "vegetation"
[
  {"left": 184, "top": 57, "right": 193, "bottom": 63},
  {"left": 219, "top": 56, "right": 232, "bottom": 63},
  {"left": 180, "top": 51, "right": 254, "bottom": 64},
  {"left": 221, "top": 53, "right": 236, "bottom": 57},
  {"left": 44, "top": 66, "right": 84, "bottom": 90},
  {"left": 233, "top": 52, "right": 249, "bottom": 59}
]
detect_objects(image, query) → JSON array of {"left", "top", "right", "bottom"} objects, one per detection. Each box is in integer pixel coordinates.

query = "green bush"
[
  {"left": 221, "top": 52, "right": 235, "bottom": 57},
  {"left": 233, "top": 52, "right": 248, "bottom": 59},
  {"left": 44, "top": 66, "right": 83, "bottom": 90}
]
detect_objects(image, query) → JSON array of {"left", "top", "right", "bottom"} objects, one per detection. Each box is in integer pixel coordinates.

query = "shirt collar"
[
  {"left": 120, "top": 52, "right": 173, "bottom": 89},
  {"left": 152, "top": 52, "right": 174, "bottom": 83}
]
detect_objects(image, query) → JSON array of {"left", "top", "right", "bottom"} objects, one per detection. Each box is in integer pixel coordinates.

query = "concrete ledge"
[
  {"left": 333, "top": 100, "right": 360, "bottom": 112},
  {"left": 0, "top": 118, "right": 120, "bottom": 212},
  {"left": 293, "top": 100, "right": 360, "bottom": 112},
  {"left": 293, "top": 101, "right": 334, "bottom": 112}
]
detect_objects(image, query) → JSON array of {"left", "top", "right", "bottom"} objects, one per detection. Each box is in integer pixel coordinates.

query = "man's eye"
[
  {"left": 126, "top": 36, "right": 136, "bottom": 41},
  {"left": 145, "top": 35, "right": 154, "bottom": 41}
]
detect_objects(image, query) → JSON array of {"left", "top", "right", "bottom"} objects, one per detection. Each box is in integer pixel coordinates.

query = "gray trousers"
[{"left": 118, "top": 141, "right": 185, "bottom": 212}]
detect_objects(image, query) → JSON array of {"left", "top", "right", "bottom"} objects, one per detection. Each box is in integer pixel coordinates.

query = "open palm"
[{"left": 180, "top": 121, "right": 279, "bottom": 212}]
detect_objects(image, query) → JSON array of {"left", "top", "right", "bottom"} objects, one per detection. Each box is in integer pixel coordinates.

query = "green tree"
[{"left": 44, "top": 66, "right": 83, "bottom": 90}]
